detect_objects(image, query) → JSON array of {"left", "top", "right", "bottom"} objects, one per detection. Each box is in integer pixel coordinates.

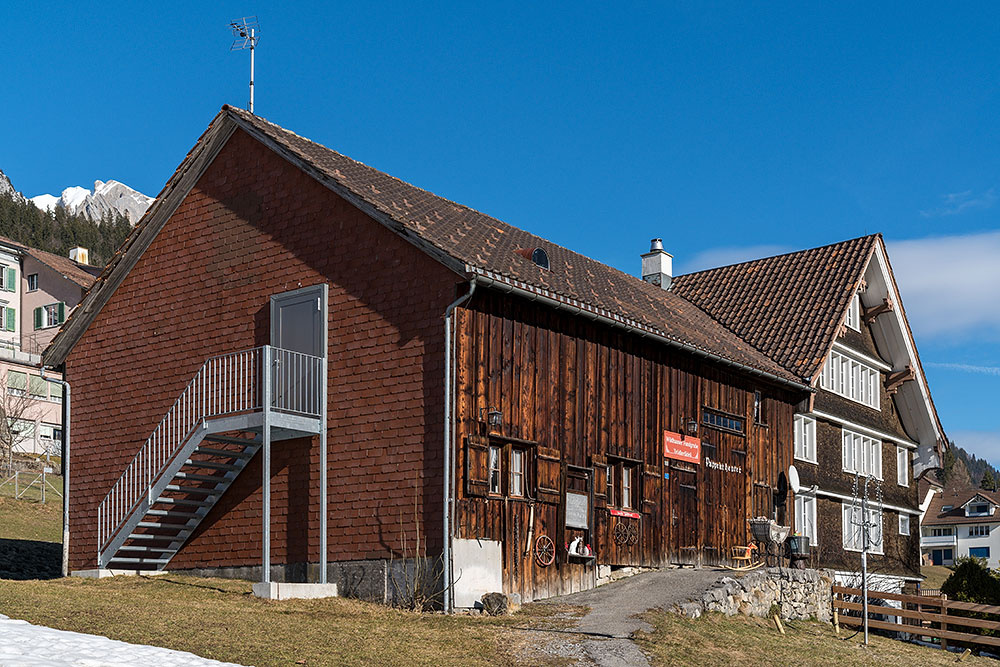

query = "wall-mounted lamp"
[
  {"left": 480, "top": 407, "right": 503, "bottom": 429},
  {"left": 686, "top": 417, "right": 699, "bottom": 435}
]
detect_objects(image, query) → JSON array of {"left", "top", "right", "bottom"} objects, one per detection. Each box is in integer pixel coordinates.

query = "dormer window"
[
  {"left": 968, "top": 503, "right": 992, "bottom": 517},
  {"left": 942, "top": 505, "right": 953, "bottom": 512},
  {"left": 845, "top": 293, "right": 861, "bottom": 331},
  {"left": 515, "top": 247, "right": 550, "bottom": 271}
]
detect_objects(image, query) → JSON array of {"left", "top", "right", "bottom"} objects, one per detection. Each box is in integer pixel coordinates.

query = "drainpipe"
[
  {"left": 443, "top": 279, "right": 476, "bottom": 613},
  {"left": 41, "top": 366, "right": 70, "bottom": 577}
]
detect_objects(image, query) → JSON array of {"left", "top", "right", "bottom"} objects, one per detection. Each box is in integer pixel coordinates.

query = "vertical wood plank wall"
[{"left": 453, "top": 291, "right": 801, "bottom": 602}]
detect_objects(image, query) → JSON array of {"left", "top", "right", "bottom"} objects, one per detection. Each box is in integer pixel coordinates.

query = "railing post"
[{"left": 262, "top": 345, "right": 272, "bottom": 585}]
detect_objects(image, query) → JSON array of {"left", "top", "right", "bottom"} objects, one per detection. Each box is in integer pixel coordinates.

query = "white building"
[{"left": 921, "top": 488, "right": 1000, "bottom": 569}]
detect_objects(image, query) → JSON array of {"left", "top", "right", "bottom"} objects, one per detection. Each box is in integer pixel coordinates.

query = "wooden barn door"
[{"left": 671, "top": 465, "right": 699, "bottom": 564}]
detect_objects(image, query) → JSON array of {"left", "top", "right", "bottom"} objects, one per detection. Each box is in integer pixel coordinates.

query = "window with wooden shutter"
[
  {"left": 591, "top": 454, "right": 608, "bottom": 502},
  {"left": 536, "top": 446, "right": 562, "bottom": 503},
  {"left": 56, "top": 302, "right": 65, "bottom": 324},
  {"left": 5, "top": 307, "right": 14, "bottom": 332},
  {"left": 4, "top": 267, "right": 14, "bottom": 292},
  {"left": 33, "top": 307, "right": 42, "bottom": 330},
  {"left": 465, "top": 434, "right": 491, "bottom": 497},
  {"left": 642, "top": 463, "right": 659, "bottom": 513}
]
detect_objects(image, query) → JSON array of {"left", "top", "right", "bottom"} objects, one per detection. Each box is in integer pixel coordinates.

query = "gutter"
[
  {"left": 41, "top": 366, "right": 70, "bottom": 577},
  {"left": 469, "top": 269, "right": 812, "bottom": 394},
  {"left": 442, "top": 280, "right": 477, "bottom": 613}
]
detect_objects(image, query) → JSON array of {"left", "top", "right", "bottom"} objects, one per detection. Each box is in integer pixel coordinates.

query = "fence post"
[{"left": 940, "top": 595, "right": 949, "bottom": 651}]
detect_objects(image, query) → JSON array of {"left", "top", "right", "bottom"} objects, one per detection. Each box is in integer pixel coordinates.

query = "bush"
[{"left": 941, "top": 556, "right": 1000, "bottom": 604}]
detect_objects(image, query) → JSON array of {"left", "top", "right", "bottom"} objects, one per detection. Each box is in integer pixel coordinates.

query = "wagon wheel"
[
  {"left": 534, "top": 535, "right": 555, "bottom": 567},
  {"left": 762, "top": 540, "right": 779, "bottom": 567},
  {"left": 625, "top": 522, "right": 639, "bottom": 546},
  {"left": 614, "top": 522, "right": 630, "bottom": 545}
]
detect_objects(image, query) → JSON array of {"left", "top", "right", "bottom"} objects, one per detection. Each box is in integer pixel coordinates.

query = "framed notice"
[
  {"left": 565, "top": 491, "right": 590, "bottom": 529},
  {"left": 664, "top": 430, "right": 701, "bottom": 464}
]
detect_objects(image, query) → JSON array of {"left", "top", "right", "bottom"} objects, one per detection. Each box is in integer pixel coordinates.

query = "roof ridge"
[{"left": 677, "top": 233, "right": 881, "bottom": 278}]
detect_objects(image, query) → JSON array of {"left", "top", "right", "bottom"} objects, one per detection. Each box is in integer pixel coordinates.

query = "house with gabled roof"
[
  {"left": 673, "top": 236, "right": 947, "bottom": 589},
  {"left": 921, "top": 486, "right": 1000, "bottom": 568},
  {"left": 43, "top": 105, "right": 814, "bottom": 607}
]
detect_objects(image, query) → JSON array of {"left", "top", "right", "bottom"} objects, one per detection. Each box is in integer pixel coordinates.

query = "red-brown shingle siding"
[{"left": 66, "top": 128, "right": 459, "bottom": 571}]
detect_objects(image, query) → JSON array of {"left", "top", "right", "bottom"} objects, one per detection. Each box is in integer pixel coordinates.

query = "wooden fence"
[{"left": 832, "top": 585, "right": 1000, "bottom": 651}]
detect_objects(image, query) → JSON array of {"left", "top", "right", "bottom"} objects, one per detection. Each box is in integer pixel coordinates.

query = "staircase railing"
[{"left": 97, "top": 345, "right": 324, "bottom": 554}]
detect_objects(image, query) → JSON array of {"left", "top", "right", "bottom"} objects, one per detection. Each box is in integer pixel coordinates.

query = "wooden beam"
[
  {"left": 862, "top": 297, "right": 894, "bottom": 325},
  {"left": 887, "top": 365, "right": 915, "bottom": 395}
]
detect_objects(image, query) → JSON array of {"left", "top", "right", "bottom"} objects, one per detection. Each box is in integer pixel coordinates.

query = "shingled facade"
[
  {"left": 45, "top": 106, "right": 818, "bottom": 606},
  {"left": 674, "top": 237, "right": 947, "bottom": 588}
]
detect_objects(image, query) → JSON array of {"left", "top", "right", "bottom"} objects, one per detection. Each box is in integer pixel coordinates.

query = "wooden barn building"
[
  {"left": 673, "top": 236, "right": 948, "bottom": 590},
  {"left": 43, "top": 106, "right": 820, "bottom": 607}
]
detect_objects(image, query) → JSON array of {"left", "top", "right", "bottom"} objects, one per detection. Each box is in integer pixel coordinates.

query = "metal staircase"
[{"left": 97, "top": 345, "right": 324, "bottom": 570}]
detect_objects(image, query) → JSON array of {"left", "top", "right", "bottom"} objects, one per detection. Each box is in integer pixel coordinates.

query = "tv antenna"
[
  {"left": 229, "top": 16, "right": 260, "bottom": 113},
  {"left": 849, "top": 472, "right": 884, "bottom": 646}
]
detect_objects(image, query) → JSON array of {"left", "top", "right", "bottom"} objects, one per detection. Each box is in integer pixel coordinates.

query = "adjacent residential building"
[
  {"left": 0, "top": 238, "right": 98, "bottom": 455},
  {"left": 921, "top": 487, "right": 1000, "bottom": 568},
  {"left": 673, "top": 238, "right": 948, "bottom": 591}
]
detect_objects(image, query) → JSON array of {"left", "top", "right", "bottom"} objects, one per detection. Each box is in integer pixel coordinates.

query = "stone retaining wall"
[{"left": 678, "top": 568, "right": 833, "bottom": 621}]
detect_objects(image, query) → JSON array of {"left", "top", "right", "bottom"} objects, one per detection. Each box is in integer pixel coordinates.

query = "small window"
[
  {"left": 606, "top": 459, "right": 639, "bottom": 510},
  {"left": 842, "top": 429, "right": 882, "bottom": 479},
  {"left": 970, "top": 546, "right": 991, "bottom": 559},
  {"left": 899, "top": 514, "right": 910, "bottom": 536},
  {"left": 845, "top": 293, "right": 861, "bottom": 331},
  {"left": 970, "top": 525, "right": 990, "bottom": 537},
  {"left": 753, "top": 391, "right": 767, "bottom": 425},
  {"left": 606, "top": 464, "right": 615, "bottom": 507},
  {"left": 702, "top": 408, "right": 745, "bottom": 435},
  {"left": 0, "top": 266, "right": 15, "bottom": 292},
  {"left": 942, "top": 505, "right": 954, "bottom": 512},
  {"left": 531, "top": 248, "right": 550, "bottom": 270},
  {"left": 488, "top": 446, "right": 501, "bottom": 495},
  {"left": 896, "top": 447, "right": 908, "bottom": 487},
  {"left": 794, "top": 415, "right": 817, "bottom": 463},
  {"left": 26, "top": 274, "right": 38, "bottom": 292},
  {"left": 932, "top": 527, "right": 954, "bottom": 536},
  {"left": 35, "top": 302, "right": 66, "bottom": 329},
  {"left": 622, "top": 467, "right": 633, "bottom": 509},
  {"left": 970, "top": 503, "right": 990, "bottom": 516},
  {"left": 510, "top": 449, "right": 525, "bottom": 497},
  {"left": 795, "top": 494, "right": 817, "bottom": 542}
]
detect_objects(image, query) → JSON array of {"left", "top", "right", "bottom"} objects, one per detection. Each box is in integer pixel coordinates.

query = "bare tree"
[{"left": 0, "top": 370, "right": 42, "bottom": 474}]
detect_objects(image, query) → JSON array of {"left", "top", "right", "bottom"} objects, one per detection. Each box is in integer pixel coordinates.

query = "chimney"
[
  {"left": 69, "top": 247, "right": 89, "bottom": 265},
  {"left": 641, "top": 238, "right": 672, "bottom": 289}
]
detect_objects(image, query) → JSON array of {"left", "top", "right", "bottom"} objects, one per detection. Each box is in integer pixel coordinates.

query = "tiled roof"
[
  {"left": 0, "top": 236, "right": 98, "bottom": 289},
  {"left": 923, "top": 486, "right": 1000, "bottom": 526},
  {"left": 671, "top": 236, "right": 878, "bottom": 380},
  {"left": 224, "top": 107, "right": 800, "bottom": 385}
]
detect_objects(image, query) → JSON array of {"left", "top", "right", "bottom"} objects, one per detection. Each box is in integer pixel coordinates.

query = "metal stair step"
[
  {"left": 163, "top": 484, "right": 219, "bottom": 496},
  {"left": 174, "top": 472, "right": 229, "bottom": 483},
  {"left": 146, "top": 509, "right": 203, "bottom": 519},
  {"left": 202, "top": 435, "right": 261, "bottom": 446},
  {"left": 154, "top": 496, "right": 214, "bottom": 507},
  {"left": 183, "top": 459, "right": 239, "bottom": 471},
  {"left": 137, "top": 521, "right": 195, "bottom": 531},
  {"left": 107, "top": 557, "right": 171, "bottom": 564},
  {"left": 195, "top": 446, "right": 255, "bottom": 459},
  {"left": 126, "top": 532, "right": 189, "bottom": 541},
  {"left": 118, "top": 544, "right": 180, "bottom": 552}
]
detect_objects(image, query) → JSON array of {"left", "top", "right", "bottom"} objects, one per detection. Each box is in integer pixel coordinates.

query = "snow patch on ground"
[{"left": 0, "top": 614, "right": 248, "bottom": 666}]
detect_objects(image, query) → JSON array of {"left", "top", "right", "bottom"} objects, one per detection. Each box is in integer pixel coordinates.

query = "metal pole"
[
  {"left": 262, "top": 345, "right": 271, "bottom": 584},
  {"left": 41, "top": 366, "right": 70, "bottom": 577},
  {"left": 862, "top": 476, "right": 869, "bottom": 646},
  {"left": 320, "top": 317, "right": 329, "bottom": 584},
  {"left": 249, "top": 28, "right": 255, "bottom": 113}
]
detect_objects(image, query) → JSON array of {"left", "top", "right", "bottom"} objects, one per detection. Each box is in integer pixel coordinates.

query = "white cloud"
[
  {"left": 950, "top": 430, "right": 1000, "bottom": 468},
  {"left": 920, "top": 188, "right": 997, "bottom": 217},
  {"left": 680, "top": 244, "right": 794, "bottom": 274},
  {"left": 887, "top": 230, "right": 1000, "bottom": 340},
  {"left": 926, "top": 362, "right": 1000, "bottom": 377}
]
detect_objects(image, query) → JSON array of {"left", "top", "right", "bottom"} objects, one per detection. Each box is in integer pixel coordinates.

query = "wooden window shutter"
[
  {"left": 591, "top": 454, "right": 608, "bottom": 500},
  {"left": 33, "top": 307, "right": 42, "bottom": 330},
  {"left": 535, "top": 446, "right": 561, "bottom": 504},
  {"left": 641, "top": 463, "right": 660, "bottom": 513},
  {"left": 465, "top": 434, "right": 490, "bottom": 497},
  {"left": 57, "top": 302, "right": 66, "bottom": 324},
  {"left": 5, "top": 267, "right": 14, "bottom": 292},
  {"left": 5, "top": 307, "right": 14, "bottom": 332}
]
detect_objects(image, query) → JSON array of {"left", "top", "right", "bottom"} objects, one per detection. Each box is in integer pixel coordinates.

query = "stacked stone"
[{"left": 678, "top": 568, "right": 834, "bottom": 622}]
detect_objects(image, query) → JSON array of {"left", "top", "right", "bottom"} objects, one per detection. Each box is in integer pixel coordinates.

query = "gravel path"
[
  {"left": 0, "top": 614, "right": 248, "bottom": 667},
  {"left": 528, "top": 568, "right": 727, "bottom": 666}
]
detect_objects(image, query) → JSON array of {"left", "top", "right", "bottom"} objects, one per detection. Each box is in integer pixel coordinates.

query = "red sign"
[
  {"left": 609, "top": 509, "right": 641, "bottom": 519},
  {"left": 663, "top": 430, "right": 701, "bottom": 464}
]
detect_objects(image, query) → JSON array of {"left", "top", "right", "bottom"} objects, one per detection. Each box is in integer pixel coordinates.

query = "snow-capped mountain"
[
  {"left": 0, "top": 169, "right": 25, "bottom": 202},
  {"left": 30, "top": 180, "right": 152, "bottom": 223}
]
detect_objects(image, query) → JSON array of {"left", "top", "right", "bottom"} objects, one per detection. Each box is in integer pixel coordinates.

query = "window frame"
[
  {"left": 510, "top": 448, "right": 525, "bottom": 498},
  {"left": 899, "top": 514, "right": 910, "bottom": 536},
  {"left": 842, "top": 428, "right": 882, "bottom": 480},
  {"left": 819, "top": 350, "right": 881, "bottom": 410},
  {"left": 488, "top": 445, "right": 501, "bottom": 496},
  {"left": 702, "top": 407, "right": 745, "bottom": 436},
  {"left": 483, "top": 439, "right": 533, "bottom": 500},
  {"left": 845, "top": 293, "right": 861, "bottom": 331},
  {"left": 605, "top": 457, "right": 640, "bottom": 511},
  {"left": 970, "top": 524, "right": 990, "bottom": 537},
  {"left": 896, "top": 446, "right": 908, "bottom": 487},
  {"left": 794, "top": 414, "right": 817, "bottom": 463},
  {"left": 970, "top": 546, "right": 991, "bottom": 560},
  {"left": 26, "top": 273, "right": 38, "bottom": 292},
  {"left": 794, "top": 493, "right": 817, "bottom": 543},
  {"left": 842, "top": 502, "right": 883, "bottom": 554}
]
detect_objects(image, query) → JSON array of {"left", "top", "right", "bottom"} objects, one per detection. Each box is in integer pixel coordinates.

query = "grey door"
[{"left": 270, "top": 284, "right": 327, "bottom": 414}]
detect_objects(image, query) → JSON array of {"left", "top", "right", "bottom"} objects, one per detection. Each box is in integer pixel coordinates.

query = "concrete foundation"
[
  {"left": 71, "top": 569, "right": 171, "bottom": 579},
  {"left": 252, "top": 582, "right": 339, "bottom": 600}
]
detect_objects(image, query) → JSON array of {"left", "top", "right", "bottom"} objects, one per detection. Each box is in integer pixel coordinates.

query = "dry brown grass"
[
  {"left": 635, "top": 610, "right": 996, "bottom": 666},
  {"left": 921, "top": 565, "right": 954, "bottom": 591},
  {"left": 0, "top": 494, "right": 61, "bottom": 542}
]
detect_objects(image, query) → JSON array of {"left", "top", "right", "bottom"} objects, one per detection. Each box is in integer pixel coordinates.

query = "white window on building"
[
  {"left": 510, "top": 448, "right": 524, "bottom": 497},
  {"left": 35, "top": 302, "right": 66, "bottom": 329},
  {"left": 931, "top": 527, "right": 954, "bottom": 537},
  {"left": 26, "top": 273, "right": 37, "bottom": 292},
  {"left": 795, "top": 494, "right": 817, "bottom": 542},
  {"left": 970, "top": 525, "right": 990, "bottom": 537},
  {"left": 488, "top": 445, "right": 501, "bottom": 495},
  {"left": 794, "top": 414, "right": 817, "bottom": 463},
  {"left": 622, "top": 466, "right": 633, "bottom": 509},
  {"left": 897, "top": 447, "right": 908, "bottom": 487},
  {"left": 0, "top": 305, "right": 16, "bottom": 332},
  {"left": 899, "top": 514, "right": 910, "bottom": 536},
  {"left": 0, "top": 266, "right": 16, "bottom": 292},
  {"left": 842, "top": 429, "right": 882, "bottom": 479},
  {"left": 819, "top": 350, "right": 880, "bottom": 410},
  {"left": 842, "top": 502, "right": 883, "bottom": 554},
  {"left": 845, "top": 293, "right": 861, "bottom": 331}
]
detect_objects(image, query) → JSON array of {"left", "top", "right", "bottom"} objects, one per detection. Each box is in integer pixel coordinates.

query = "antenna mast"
[
  {"left": 850, "top": 473, "right": 884, "bottom": 646},
  {"left": 229, "top": 16, "right": 260, "bottom": 113}
]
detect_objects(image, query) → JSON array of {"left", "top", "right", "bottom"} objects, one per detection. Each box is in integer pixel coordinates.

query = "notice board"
[{"left": 565, "top": 491, "right": 589, "bottom": 529}]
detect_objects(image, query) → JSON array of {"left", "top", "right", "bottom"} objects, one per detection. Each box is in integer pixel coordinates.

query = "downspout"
[
  {"left": 41, "top": 366, "right": 70, "bottom": 577},
  {"left": 443, "top": 279, "right": 477, "bottom": 613}
]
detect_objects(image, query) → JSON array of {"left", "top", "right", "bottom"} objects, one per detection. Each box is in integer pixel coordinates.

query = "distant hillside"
[
  {"left": 939, "top": 442, "right": 1000, "bottom": 490},
  {"left": 0, "top": 191, "right": 131, "bottom": 268}
]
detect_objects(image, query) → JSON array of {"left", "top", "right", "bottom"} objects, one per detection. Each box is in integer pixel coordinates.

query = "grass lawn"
[
  {"left": 0, "top": 487, "right": 62, "bottom": 542},
  {"left": 921, "top": 564, "right": 953, "bottom": 591},
  {"left": 635, "top": 610, "right": 994, "bottom": 666}
]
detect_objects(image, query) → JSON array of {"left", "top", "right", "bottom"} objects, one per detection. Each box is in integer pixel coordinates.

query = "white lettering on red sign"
[{"left": 663, "top": 430, "right": 701, "bottom": 464}]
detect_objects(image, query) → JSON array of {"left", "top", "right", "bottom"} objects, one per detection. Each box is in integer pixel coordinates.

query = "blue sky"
[{"left": 2, "top": 3, "right": 998, "bottom": 466}]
